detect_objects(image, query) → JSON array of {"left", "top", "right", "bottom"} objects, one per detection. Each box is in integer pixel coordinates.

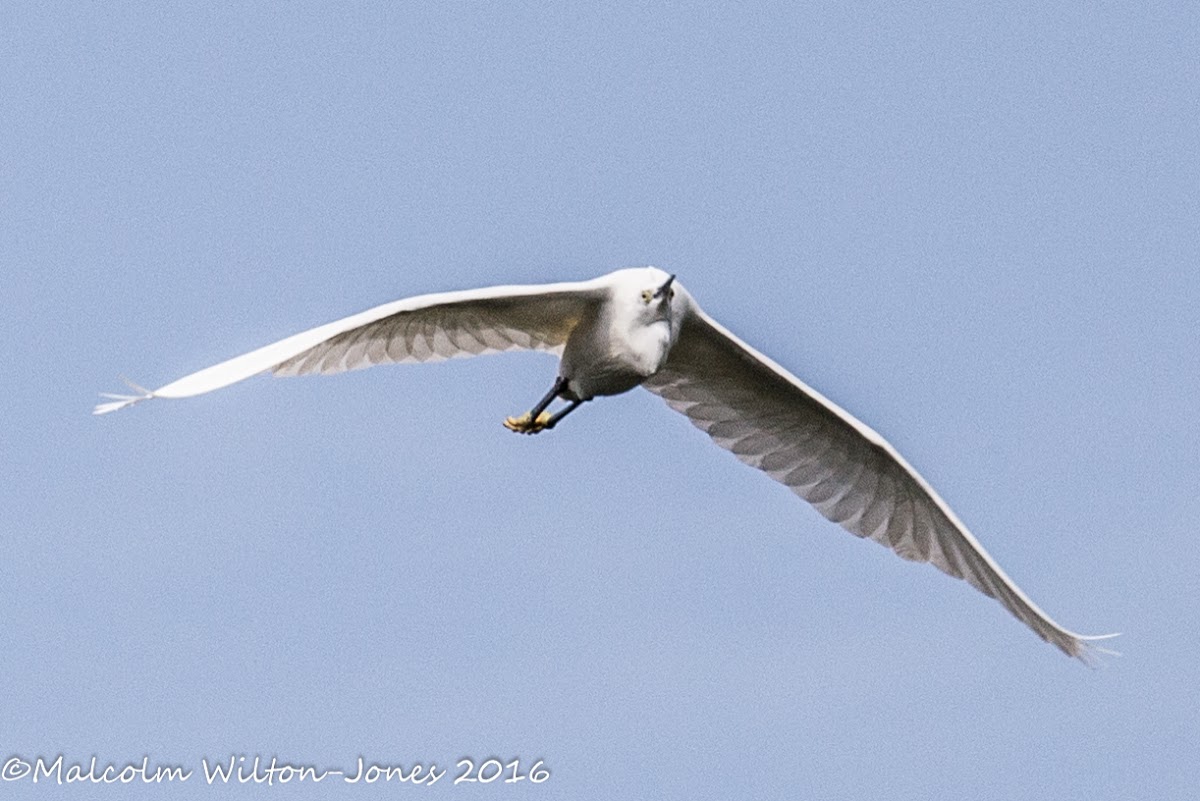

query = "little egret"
[{"left": 95, "top": 267, "right": 1115, "bottom": 661}]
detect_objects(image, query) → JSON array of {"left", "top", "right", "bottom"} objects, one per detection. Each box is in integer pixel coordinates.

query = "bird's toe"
[
  {"left": 503, "top": 413, "right": 538, "bottom": 433},
  {"left": 502, "top": 411, "right": 554, "bottom": 434}
]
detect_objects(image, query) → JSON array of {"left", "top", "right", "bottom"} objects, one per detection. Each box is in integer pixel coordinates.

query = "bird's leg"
[
  {"left": 542, "top": 398, "right": 586, "bottom": 430},
  {"left": 504, "top": 376, "right": 568, "bottom": 434}
]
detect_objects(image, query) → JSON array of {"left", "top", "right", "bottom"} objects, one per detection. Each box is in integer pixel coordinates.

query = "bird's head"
[
  {"left": 640, "top": 272, "right": 676, "bottom": 305},
  {"left": 606, "top": 266, "right": 684, "bottom": 334},
  {"left": 628, "top": 267, "right": 676, "bottom": 321}
]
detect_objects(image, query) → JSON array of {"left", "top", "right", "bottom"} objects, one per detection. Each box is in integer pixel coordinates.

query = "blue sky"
[{"left": 3, "top": 1, "right": 1197, "bottom": 798}]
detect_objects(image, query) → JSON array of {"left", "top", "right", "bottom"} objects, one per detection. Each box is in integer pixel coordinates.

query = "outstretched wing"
[
  {"left": 94, "top": 278, "right": 607, "bottom": 414},
  {"left": 643, "top": 301, "right": 1116, "bottom": 661}
]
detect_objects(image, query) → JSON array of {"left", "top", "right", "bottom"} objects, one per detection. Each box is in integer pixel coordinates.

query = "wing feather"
[
  {"left": 94, "top": 278, "right": 607, "bottom": 412},
  {"left": 644, "top": 301, "right": 1115, "bottom": 661}
]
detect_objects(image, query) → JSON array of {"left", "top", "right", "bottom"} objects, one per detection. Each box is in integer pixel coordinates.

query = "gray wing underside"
[
  {"left": 94, "top": 279, "right": 606, "bottom": 412},
  {"left": 643, "top": 304, "right": 1112, "bottom": 661},
  {"left": 272, "top": 282, "right": 601, "bottom": 377}
]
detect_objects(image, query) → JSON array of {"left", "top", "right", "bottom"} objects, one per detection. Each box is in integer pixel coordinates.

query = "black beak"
[{"left": 653, "top": 274, "right": 676, "bottom": 299}]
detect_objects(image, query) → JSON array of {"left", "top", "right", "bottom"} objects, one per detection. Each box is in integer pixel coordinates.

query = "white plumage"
[{"left": 96, "top": 267, "right": 1116, "bottom": 662}]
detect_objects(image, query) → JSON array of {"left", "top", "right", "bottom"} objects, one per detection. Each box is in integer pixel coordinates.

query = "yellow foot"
[{"left": 503, "top": 411, "right": 552, "bottom": 434}]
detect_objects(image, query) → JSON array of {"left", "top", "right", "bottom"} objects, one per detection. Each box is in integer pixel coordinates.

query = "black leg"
[
  {"left": 544, "top": 398, "right": 586, "bottom": 430},
  {"left": 529, "top": 376, "right": 568, "bottom": 419}
]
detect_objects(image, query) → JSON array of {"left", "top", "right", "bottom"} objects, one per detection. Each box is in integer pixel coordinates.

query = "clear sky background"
[{"left": 3, "top": 2, "right": 1197, "bottom": 799}]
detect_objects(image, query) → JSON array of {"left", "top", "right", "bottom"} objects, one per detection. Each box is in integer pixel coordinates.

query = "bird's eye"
[
  {"left": 667, "top": 289, "right": 675, "bottom": 300},
  {"left": 642, "top": 290, "right": 653, "bottom": 303}
]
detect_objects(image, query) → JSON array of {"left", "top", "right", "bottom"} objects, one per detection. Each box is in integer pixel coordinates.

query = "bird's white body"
[
  {"left": 559, "top": 268, "right": 681, "bottom": 400},
  {"left": 96, "top": 266, "right": 1116, "bottom": 662}
]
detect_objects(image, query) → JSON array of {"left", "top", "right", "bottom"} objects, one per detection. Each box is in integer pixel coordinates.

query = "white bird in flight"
[{"left": 96, "top": 267, "right": 1115, "bottom": 662}]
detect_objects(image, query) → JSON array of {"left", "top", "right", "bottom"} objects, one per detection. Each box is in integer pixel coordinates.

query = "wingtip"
[
  {"left": 1072, "top": 632, "right": 1122, "bottom": 668},
  {"left": 92, "top": 377, "right": 155, "bottom": 415},
  {"left": 93, "top": 398, "right": 136, "bottom": 415}
]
